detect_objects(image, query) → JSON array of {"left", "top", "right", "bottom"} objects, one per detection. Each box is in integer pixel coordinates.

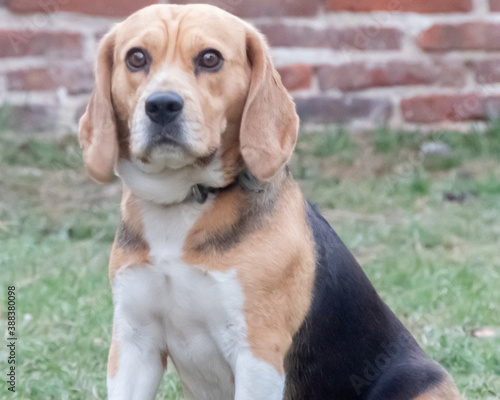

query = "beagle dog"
[{"left": 79, "top": 4, "right": 461, "bottom": 400}]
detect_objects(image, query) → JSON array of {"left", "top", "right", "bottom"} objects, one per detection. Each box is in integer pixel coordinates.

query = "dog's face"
[{"left": 79, "top": 4, "right": 298, "bottom": 185}]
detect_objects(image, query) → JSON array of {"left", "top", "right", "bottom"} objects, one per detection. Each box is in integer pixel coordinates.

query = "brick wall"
[{"left": 2, "top": 0, "right": 500, "bottom": 133}]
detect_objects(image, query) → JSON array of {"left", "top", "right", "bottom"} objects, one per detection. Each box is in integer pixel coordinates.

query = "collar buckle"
[
  {"left": 189, "top": 169, "right": 263, "bottom": 204},
  {"left": 191, "top": 184, "right": 210, "bottom": 204}
]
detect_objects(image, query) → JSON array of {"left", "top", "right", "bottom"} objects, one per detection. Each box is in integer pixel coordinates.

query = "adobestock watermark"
[
  {"left": 5, "top": 285, "right": 17, "bottom": 393},
  {"left": 7, "top": 0, "right": 71, "bottom": 55},
  {"left": 349, "top": 330, "right": 414, "bottom": 395},
  {"left": 339, "top": 0, "right": 406, "bottom": 62}
]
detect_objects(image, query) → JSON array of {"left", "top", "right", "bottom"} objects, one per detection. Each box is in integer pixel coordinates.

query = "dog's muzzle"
[{"left": 145, "top": 91, "right": 186, "bottom": 146}]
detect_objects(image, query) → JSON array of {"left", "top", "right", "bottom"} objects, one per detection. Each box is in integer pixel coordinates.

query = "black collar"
[{"left": 188, "top": 170, "right": 264, "bottom": 204}]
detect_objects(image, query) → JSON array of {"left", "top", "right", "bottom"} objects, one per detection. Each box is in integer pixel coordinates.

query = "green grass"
[
  {"left": 372, "top": 127, "right": 422, "bottom": 154},
  {"left": 310, "top": 127, "right": 357, "bottom": 161},
  {"left": 1, "top": 124, "right": 500, "bottom": 399}
]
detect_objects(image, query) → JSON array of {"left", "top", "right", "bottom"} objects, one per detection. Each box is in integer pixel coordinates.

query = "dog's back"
[{"left": 284, "top": 203, "right": 459, "bottom": 400}]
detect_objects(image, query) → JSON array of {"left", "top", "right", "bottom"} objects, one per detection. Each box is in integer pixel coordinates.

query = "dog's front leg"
[
  {"left": 233, "top": 352, "right": 285, "bottom": 400},
  {"left": 106, "top": 323, "right": 166, "bottom": 400},
  {"left": 107, "top": 269, "right": 167, "bottom": 400},
  {"left": 106, "top": 315, "right": 167, "bottom": 400}
]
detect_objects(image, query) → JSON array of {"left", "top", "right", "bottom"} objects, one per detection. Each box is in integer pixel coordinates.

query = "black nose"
[{"left": 145, "top": 91, "right": 184, "bottom": 125}]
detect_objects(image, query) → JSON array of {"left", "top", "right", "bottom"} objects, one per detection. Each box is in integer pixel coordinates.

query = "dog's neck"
[
  {"left": 116, "top": 160, "right": 270, "bottom": 207},
  {"left": 118, "top": 161, "right": 292, "bottom": 258},
  {"left": 188, "top": 170, "right": 264, "bottom": 204}
]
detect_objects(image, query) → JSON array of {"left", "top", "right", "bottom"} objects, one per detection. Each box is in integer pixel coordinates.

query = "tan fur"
[
  {"left": 182, "top": 188, "right": 245, "bottom": 256},
  {"left": 240, "top": 186, "right": 315, "bottom": 374},
  {"left": 219, "top": 126, "right": 245, "bottom": 183},
  {"left": 183, "top": 179, "right": 315, "bottom": 373},
  {"left": 239, "top": 28, "right": 299, "bottom": 181},
  {"left": 79, "top": 31, "right": 118, "bottom": 183},
  {"left": 160, "top": 349, "right": 169, "bottom": 370},
  {"left": 107, "top": 333, "right": 120, "bottom": 378},
  {"left": 109, "top": 187, "right": 150, "bottom": 281},
  {"left": 413, "top": 375, "right": 461, "bottom": 400}
]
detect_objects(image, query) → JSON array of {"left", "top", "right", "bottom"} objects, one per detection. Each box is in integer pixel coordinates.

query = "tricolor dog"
[{"left": 79, "top": 4, "right": 461, "bottom": 400}]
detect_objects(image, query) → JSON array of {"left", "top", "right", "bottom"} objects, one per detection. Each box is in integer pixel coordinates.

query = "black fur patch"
[
  {"left": 116, "top": 222, "right": 148, "bottom": 252},
  {"left": 283, "top": 202, "right": 446, "bottom": 400}
]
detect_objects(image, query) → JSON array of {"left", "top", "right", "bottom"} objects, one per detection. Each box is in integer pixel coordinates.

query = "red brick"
[
  {"left": 7, "top": 65, "right": 93, "bottom": 94},
  {"left": 7, "top": 0, "right": 157, "bottom": 17},
  {"left": 295, "top": 96, "right": 392, "bottom": 124},
  {"left": 325, "top": 0, "right": 472, "bottom": 13},
  {"left": 418, "top": 23, "right": 500, "bottom": 52},
  {"left": 401, "top": 95, "right": 485, "bottom": 123},
  {"left": 255, "top": 23, "right": 330, "bottom": 48},
  {"left": 490, "top": 0, "right": 500, "bottom": 11},
  {"left": 7, "top": 68, "right": 53, "bottom": 91},
  {"left": 317, "top": 61, "right": 465, "bottom": 91},
  {"left": 173, "top": 0, "right": 319, "bottom": 17},
  {"left": 4, "top": 103, "right": 59, "bottom": 131},
  {"left": 475, "top": 59, "right": 500, "bottom": 83},
  {"left": 256, "top": 23, "right": 401, "bottom": 50},
  {"left": 277, "top": 65, "right": 312, "bottom": 91},
  {"left": 0, "top": 30, "right": 82, "bottom": 58},
  {"left": 339, "top": 26, "right": 401, "bottom": 51}
]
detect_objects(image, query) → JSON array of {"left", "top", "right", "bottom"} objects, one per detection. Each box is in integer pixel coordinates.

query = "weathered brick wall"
[{"left": 1, "top": 0, "right": 500, "bottom": 133}]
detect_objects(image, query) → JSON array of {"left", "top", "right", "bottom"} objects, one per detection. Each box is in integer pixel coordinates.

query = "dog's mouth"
[
  {"left": 131, "top": 131, "right": 218, "bottom": 173},
  {"left": 147, "top": 120, "right": 187, "bottom": 150},
  {"left": 130, "top": 115, "right": 188, "bottom": 163},
  {"left": 131, "top": 150, "right": 218, "bottom": 175}
]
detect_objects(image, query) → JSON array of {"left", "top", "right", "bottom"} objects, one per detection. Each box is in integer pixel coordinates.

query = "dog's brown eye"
[
  {"left": 200, "top": 52, "right": 220, "bottom": 68},
  {"left": 195, "top": 49, "right": 223, "bottom": 73},
  {"left": 126, "top": 47, "right": 150, "bottom": 72},
  {"left": 129, "top": 51, "right": 145, "bottom": 67}
]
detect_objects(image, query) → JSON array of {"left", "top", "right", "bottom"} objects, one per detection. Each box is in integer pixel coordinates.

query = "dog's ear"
[
  {"left": 79, "top": 30, "right": 118, "bottom": 183},
  {"left": 239, "top": 26, "right": 299, "bottom": 181}
]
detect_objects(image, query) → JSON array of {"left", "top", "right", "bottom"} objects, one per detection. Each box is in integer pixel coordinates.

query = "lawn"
[{"left": 0, "top": 124, "right": 499, "bottom": 399}]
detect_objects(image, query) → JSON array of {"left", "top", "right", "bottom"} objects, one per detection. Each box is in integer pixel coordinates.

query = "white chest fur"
[
  {"left": 110, "top": 197, "right": 285, "bottom": 400},
  {"left": 112, "top": 200, "right": 241, "bottom": 400}
]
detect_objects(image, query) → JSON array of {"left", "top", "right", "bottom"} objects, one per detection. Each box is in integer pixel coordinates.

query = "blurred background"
[
  {"left": 2, "top": 0, "right": 500, "bottom": 131},
  {"left": 1, "top": 0, "right": 500, "bottom": 399}
]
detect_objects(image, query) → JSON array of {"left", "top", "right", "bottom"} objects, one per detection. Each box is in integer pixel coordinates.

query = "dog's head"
[{"left": 79, "top": 4, "right": 298, "bottom": 187}]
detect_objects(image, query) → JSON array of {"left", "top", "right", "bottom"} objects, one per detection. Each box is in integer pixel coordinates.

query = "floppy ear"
[
  {"left": 240, "top": 26, "right": 299, "bottom": 181},
  {"left": 79, "top": 31, "right": 118, "bottom": 183}
]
